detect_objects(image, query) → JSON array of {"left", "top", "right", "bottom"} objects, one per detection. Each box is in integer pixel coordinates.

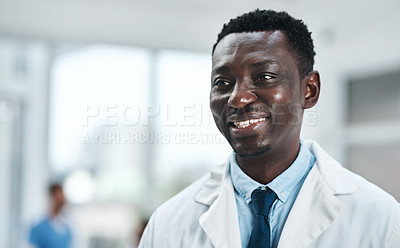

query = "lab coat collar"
[{"left": 304, "top": 140, "right": 357, "bottom": 195}]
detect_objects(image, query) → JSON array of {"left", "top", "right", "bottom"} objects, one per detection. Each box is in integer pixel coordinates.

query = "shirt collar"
[{"left": 230, "top": 140, "right": 315, "bottom": 204}]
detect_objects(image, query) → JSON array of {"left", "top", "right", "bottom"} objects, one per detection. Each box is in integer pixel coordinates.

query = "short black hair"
[{"left": 212, "top": 9, "right": 315, "bottom": 78}]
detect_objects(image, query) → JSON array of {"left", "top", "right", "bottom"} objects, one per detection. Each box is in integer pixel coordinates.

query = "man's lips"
[
  {"left": 231, "top": 117, "right": 266, "bottom": 129},
  {"left": 227, "top": 116, "right": 269, "bottom": 138},
  {"left": 228, "top": 112, "right": 269, "bottom": 123},
  {"left": 227, "top": 112, "right": 270, "bottom": 130}
]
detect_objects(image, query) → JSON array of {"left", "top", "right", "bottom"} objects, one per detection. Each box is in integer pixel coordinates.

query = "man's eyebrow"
[
  {"left": 212, "top": 60, "right": 278, "bottom": 73},
  {"left": 249, "top": 60, "right": 278, "bottom": 69},
  {"left": 212, "top": 65, "right": 229, "bottom": 74}
]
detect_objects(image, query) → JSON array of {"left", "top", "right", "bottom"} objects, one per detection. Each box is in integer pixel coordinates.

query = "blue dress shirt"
[{"left": 230, "top": 140, "right": 316, "bottom": 248}]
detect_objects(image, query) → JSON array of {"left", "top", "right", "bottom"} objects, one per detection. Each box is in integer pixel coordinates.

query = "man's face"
[{"left": 210, "top": 30, "right": 306, "bottom": 159}]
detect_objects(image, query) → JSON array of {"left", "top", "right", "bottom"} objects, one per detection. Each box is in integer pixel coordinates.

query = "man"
[
  {"left": 139, "top": 9, "right": 400, "bottom": 248},
  {"left": 30, "top": 183, "right": 72, "bottom": 248}
]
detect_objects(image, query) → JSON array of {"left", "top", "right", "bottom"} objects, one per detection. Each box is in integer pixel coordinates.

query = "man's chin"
[{"left": 235, "top": 145, "right": 272, "bottom": 159}]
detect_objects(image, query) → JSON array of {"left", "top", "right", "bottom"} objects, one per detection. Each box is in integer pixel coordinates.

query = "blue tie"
[{"left": 248, "top": 188, "right": 277, "bottom": 248}]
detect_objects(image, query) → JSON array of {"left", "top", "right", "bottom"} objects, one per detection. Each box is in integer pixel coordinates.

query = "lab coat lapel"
[
  {"left": 278, "top": 141, "right": 356, "bottom": 248},
  {"left": 197, "top": 163, "right": 242, "bottom": 248},
  {"left": 277, "top": 165, "right": 344, "bottom": 248}
]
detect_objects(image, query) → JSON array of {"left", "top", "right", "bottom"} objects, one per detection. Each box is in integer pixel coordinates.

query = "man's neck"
[{"left": 236, "top": 142, "right": 300, "bottom": 185}]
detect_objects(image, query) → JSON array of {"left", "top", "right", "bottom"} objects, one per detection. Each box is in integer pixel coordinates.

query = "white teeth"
[{"left": 233, "top": 118, "right": 266, "bottom": 129}]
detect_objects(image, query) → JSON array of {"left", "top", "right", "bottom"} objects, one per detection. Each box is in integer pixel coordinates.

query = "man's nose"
[{"left": 227, "top": 83, "right": 257, "bottom": 109}]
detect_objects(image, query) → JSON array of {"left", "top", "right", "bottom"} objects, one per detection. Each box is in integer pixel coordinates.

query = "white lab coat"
[{"left": 138, "top": 140, "right": 400, "bottom": 248}]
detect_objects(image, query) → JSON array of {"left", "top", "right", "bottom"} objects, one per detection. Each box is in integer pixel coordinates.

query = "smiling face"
[{"left": 210, "top": 30, "right": 310, "bottom": 160}]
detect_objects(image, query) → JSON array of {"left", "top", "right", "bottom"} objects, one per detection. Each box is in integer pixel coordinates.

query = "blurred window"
[
  {"left": 153, "top": 51, "right": 230, "bottom": 200},
  {"left": 49, "top": 45, "right": 151, "bottom": 202},
  {"left": 49, "top": 46, "right": 231, "bottom": 204},
  {"left": 347, "top": 71, "right": 400, "bottom": 124},
  {"left": 346, "top": 69, "right": 400, "bottom": 202}
]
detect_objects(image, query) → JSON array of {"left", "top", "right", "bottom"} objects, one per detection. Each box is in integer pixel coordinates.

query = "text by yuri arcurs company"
[{"left": 82, "top": 131, "right": 228, "bottom": 145}]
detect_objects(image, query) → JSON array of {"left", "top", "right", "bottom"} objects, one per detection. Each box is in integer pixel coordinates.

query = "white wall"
[{"left": 0, "top": 39, "right": 51, "bottom": 248}]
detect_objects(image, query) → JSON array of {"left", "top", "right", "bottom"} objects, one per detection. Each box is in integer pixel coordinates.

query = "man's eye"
[
  {"left": 256, "top": 74, "right": 273, "bottom": 81},
  {"left": 214, "top": 79, "right": 230, "bottom": 87}
]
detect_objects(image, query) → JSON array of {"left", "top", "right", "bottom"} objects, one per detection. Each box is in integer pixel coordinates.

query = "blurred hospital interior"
[{"left": 0, "top": 0, "right": 400, "bottom": 247}]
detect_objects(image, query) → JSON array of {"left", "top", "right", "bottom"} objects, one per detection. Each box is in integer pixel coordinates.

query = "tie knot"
[{"left": 250, "top": 188, "right": 277, "bottom": 216}]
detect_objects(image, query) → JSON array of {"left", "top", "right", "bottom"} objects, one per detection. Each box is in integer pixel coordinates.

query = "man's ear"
[{"left": 303, "top": 70, "right": 321, "bottom": 109}]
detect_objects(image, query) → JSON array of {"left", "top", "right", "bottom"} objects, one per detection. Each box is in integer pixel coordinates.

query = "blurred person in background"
[
  {"left": 138, "top": 9, "right": 400, "bottom": 248},
  {"left": 29, "top": 183, "right": 72, "bottom": 248}
]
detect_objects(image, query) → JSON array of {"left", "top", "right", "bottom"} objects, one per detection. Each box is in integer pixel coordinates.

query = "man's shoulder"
[
  {"left": 144, "top": 174, "right": 211, "bottom": 238},
  {"left": 342, "top": 167, "right": 399, "bottom": 209},
  {"left": 333, "top": 168, "right": 400, "bottom": 243},
  {"left": 155, "top": 162, "right": 226, "bottom": 213},
  {"left": 158, "top": 174, "right": 210, "bottom": 212},
  {"left": 307, "top": 139, "right": 399, "bottom": 211},
  {"left": 303, "top": 139, "right": 398, "bottom": 216},
  {"left": 149, "top": 163, "right": 227, "bottom": 226},
  {"left": 139, "top": 168, "right": 224, "bottom": 247},
  {"left": 305, "top": 140, "right": 399, "bottom": 244}
]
